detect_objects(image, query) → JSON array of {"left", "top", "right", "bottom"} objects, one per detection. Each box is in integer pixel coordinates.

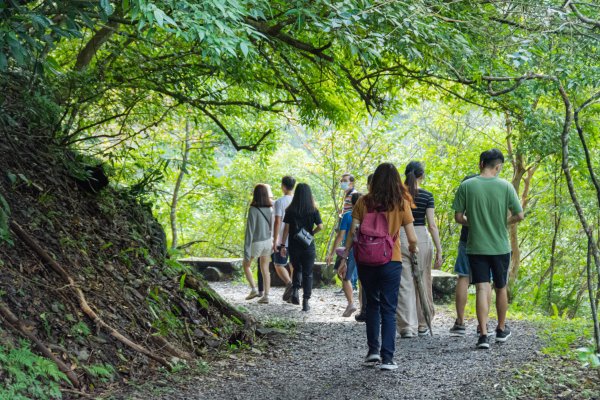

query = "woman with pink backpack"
[{"left": 338, "top": 163, "right": 418, "bottom": 371}]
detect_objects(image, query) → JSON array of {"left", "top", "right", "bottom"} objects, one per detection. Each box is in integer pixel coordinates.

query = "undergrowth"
[
  {"left": 448, "top": 292, "right": 600, "bottom": 398},
  {"left": 0, "top": 340, "right": 69, "bottom": 400}
]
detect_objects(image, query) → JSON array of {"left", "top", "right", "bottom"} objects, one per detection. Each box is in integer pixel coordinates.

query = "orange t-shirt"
[{"left": 352, "top": 197, "right": 414, "bottom": 262}]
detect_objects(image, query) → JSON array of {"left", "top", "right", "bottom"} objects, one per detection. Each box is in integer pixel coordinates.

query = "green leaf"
[
  {"left": 179, "top": 273, "right": 187, "bottom": 291},
  {"left": 240, "top": 41, "right": 249, "bottom": 57}
]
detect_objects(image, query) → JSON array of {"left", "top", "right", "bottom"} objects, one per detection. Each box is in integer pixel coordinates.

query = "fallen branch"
[
  {"left": 0, "top": 301, "right": 81, "bottom": 387},
  {"left": 9, "top": 221, "right": 172, "bottom": 370}
]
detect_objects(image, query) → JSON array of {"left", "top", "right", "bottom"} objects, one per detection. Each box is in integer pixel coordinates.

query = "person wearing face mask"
[{"left": 330, "top": 174, "right": 358, "bottom": 294}]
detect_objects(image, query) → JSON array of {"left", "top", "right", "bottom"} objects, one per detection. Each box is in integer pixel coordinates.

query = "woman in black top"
[
  {"left": 280, "top": 183, "right": 323, "bottom": 311},
  {"left": 396, "top": 161, "right": 443, "bottom": 337}
]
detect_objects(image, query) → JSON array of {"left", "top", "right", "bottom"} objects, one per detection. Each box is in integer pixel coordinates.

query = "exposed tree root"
[
  {"left": 9, "top": 221, "right": 173, "bottom": 370},
  {"left": 183, "top": 275, "right": 257, "bottom": 333},
  {"left": 150, "top": 334, "right": 193, "bottom": 360},
  {"left": 0, "top": 301, "right": 81, "bottom": 387}
]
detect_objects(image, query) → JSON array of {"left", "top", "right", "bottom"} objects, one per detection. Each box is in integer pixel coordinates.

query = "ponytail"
[
  {"left": 404, "top": 161, "right": 425, "bottom": 200},
  {"left": 405, "top": 171, "right": 418, "bottom": 200}
]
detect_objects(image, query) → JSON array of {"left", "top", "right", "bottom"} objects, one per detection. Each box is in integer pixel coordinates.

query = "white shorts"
[{"left": 250, "top": 239, "right": 272, "bottom": 258}]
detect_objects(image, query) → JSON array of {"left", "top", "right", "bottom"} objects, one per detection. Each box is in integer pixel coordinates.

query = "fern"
[
  {"left": 82, "top": 363, "right": 115, "bottom": 382},
  {"left": 0, "top": 340, "right": 68, "bottom": 399},
  {"left": 0, "top": 193, "right": 12, "bottom": 245}
]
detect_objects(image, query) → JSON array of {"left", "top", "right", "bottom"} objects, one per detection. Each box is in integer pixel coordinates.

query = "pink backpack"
[{"left": 353, "top": 208, "right": 397, "bottom": 266}]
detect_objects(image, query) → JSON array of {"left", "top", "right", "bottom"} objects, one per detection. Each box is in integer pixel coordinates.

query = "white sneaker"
[
  {"left": 257, "top": 295, "right": 269, "bottom": 304},
  {"left": 379, "top": 361, "right": 398, "bottom": 371},
  {"left": 364, "top": 353, "right": 381, "bottom": 366}
]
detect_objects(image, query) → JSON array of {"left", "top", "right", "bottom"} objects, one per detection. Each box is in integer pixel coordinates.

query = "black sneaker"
[
  {"left": 355, "top": 312, "right": 366, "bottom": 322},
  {"left": 379, "top": 360, "right": 398, "bottom": 371},
  {"left": 449, "top": 321, "right": 466, "bottom": 336},
  {"left": 364, "top": 353, "right": 381, "bottom": 366},
  {"left": 477, "top": 335, "right": 490, "bottom": 349},
  {"left": 495, "top": 326, "right": 512, "bottom": 342}
]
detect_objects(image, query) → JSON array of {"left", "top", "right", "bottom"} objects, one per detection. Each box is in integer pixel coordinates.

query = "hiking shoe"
[
  {"left": 342, "top": 303, "right": 357, "bottom": 317},
  {"left": 302, "top": 298, "right": 310, "bottom": 312},
  {"left": 355, "top": 312, "right": 366, "bottom": 322},
  {"left": 418, "top": 328, "right": 430, "bottom": 337},
  {"left": 400, "top": 331, "right": 416, "bottom": 339},
  {"left": 495, "top": 326, "right": 512, "bottom": 342},
  {"left": 245, "top": 290, "right": 259, "bottom": 300},
  {"left": 379, "top": 361, "right": 398, "bottom": 371},
  {"left": 477, "top": 335, "right": 490, "bottom": 349},
  {"left": 282, "top": 282, "right": 293, "bottom": 302},
  {"left": 364, "top": 353, "right": 381, "bottom": 366},
  {"left": 257, "top": 295, "right": 269, "bottom": 304},
  {"left": 335, "top": 288, "right": 345, "bottom": 296},
  {"left": 449, "top": 321, "right": 466, "bottom": 336}
]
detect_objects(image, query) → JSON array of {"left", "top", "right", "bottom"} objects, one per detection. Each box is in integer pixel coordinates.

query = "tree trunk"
[
  {"left": 556, "top": 83, "right": 600, "bottom": 353},
  {"left": 506, "top": 118, "right": 537, "bottom": 301},
  {"left": 586, "top": 239, "right": 600, "bottom": 353},
  {"left": 170, "top": 120, "right": 191, "bottom": 250}
]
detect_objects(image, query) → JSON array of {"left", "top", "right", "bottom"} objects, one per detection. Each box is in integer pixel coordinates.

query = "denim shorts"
[
  {"left": 453, "top": 241, "right": 470, "bottom": 277},
  {"left": 343, "top": 249, "right": 357, "bottom": 282},
  {"left": 272, "top": 245, "right": 289, "bottom": 265}
]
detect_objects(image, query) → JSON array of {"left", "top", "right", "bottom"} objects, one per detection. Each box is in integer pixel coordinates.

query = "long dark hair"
[
  {"left": 250, "top": 184, "right": 272, "bottom": 207},
  {"left": 286, "top": 183, "right": 316, "bottom": 215},
  {"left": 364, "top": 163, "right": 412, "bottom": 211},
  {"left": 404, "top": 161, "right": 424, "bottom": 200}
]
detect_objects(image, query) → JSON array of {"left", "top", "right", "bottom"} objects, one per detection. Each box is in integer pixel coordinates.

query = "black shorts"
[{"left": 468, "top": 253, "right": 511, "bottom": 289}]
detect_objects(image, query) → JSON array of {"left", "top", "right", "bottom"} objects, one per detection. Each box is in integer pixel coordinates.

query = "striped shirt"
[{"left": 412, "top": 188, "right": 434, "bottom": 226}]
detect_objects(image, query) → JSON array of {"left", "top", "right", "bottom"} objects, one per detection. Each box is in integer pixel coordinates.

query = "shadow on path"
[{"left": 122, "top": 282, "right": 541, "bottom": 400}]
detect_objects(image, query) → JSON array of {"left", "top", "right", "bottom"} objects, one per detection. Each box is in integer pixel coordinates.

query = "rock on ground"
[{"left": 116, "top": 282, "right": 541, "bottom": 400}]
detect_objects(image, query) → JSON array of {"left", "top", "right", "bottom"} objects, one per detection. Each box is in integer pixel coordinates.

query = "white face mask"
[{"left": 340, "top": 182, "right": 349, "bottom": 191}]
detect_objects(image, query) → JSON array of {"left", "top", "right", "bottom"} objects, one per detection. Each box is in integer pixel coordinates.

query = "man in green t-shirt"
[{"left": 452, "top": 149, "right": 524, "bottom": 349}]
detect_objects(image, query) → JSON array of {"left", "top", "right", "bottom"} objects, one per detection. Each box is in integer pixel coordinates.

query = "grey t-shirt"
[{"left": 274, "top": 195, "right": 293, "bottom": 245}]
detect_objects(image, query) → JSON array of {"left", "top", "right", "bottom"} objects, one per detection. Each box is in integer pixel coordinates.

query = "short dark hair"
[
  {"left": 480, "top": 149, "right": 505, "bottom": 169},
  {"left": 341, "top": 173, "right": 355, "bottom": 183},
  {"left": 351, "top": 192, "right": 362, "bottom": 206},
  {"left": 281, "top": 176, "right": 296, "bottom": 191}
]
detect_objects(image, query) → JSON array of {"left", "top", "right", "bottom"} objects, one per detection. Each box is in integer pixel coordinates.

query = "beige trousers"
[{"left": 396, "top": 226, "right": 435, "bottom": 334}]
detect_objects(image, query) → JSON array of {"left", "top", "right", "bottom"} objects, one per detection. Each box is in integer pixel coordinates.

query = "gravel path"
[{"left": 117, "top": 282, "right": 542, "bottom": 400}]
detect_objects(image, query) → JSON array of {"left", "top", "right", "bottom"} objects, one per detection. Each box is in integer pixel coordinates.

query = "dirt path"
[{"left": 117, "top": 282, "right": 541, "bottom": 400}]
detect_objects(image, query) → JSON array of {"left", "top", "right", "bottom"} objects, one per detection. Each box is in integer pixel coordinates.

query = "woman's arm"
[
  {"left": 403, "top": 222, "right": 419, "bottom": 254},
  {"left": 243, "top": 209, "right": 255, "bottom": 261},
  {"left": 425, "top": 208, "right": 443, "bottom": 269},
  {"left": 313, "top": 223, "right": 323, "bottom": 235}
]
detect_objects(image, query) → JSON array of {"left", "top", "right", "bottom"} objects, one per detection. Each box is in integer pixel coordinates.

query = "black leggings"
[{"left": 289, "top": 246, "right": 315, "bottom": 300}]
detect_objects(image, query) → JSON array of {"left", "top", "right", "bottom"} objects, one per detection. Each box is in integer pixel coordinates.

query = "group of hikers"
[{"left": 242, "top": 148, "right": 524, "bottom": 370}]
